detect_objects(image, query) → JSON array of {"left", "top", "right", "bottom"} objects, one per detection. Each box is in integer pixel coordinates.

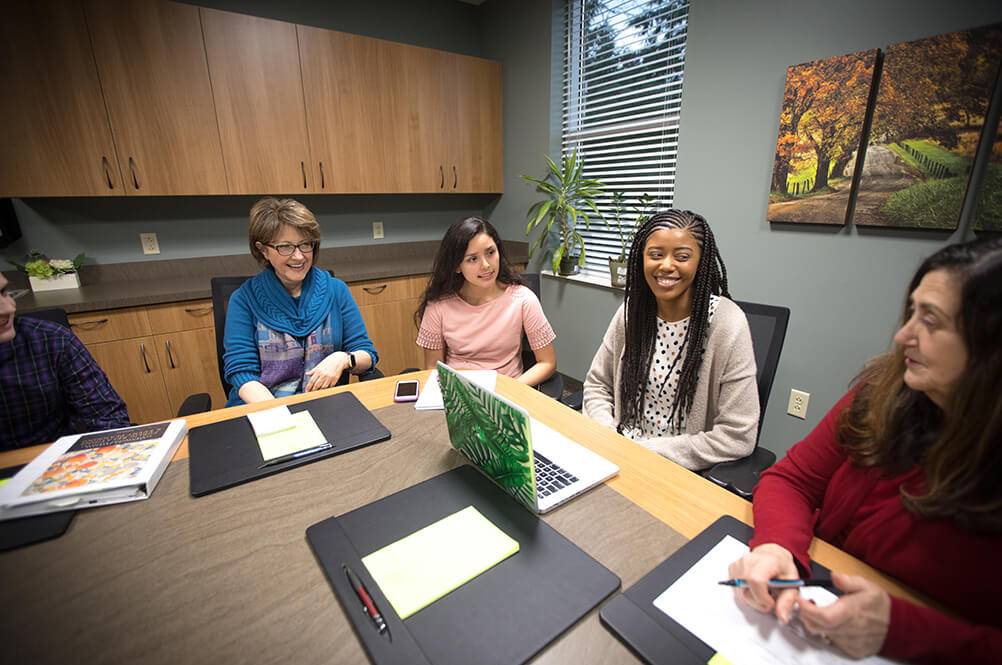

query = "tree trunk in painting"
[{"left": 814, "top": 154, "right": 830, "bottom": 190}]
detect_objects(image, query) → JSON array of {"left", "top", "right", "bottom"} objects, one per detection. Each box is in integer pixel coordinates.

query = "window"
[{"left": 561, "top": 0, "right": 690, "bottom": 276}]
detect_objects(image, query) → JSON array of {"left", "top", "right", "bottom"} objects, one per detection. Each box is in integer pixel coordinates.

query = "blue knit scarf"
[{"left": 244, "top": 266, "right": 335, "bottom": 338}]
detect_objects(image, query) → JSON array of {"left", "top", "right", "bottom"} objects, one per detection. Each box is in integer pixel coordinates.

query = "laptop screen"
[{"left": 437, "top": 363, "right": 538, "bottom": 510}]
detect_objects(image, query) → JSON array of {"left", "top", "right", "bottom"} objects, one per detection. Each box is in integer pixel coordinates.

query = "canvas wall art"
[
  {"left": 974, "top": 114, "right": 1002, "bottom": 233},
  {"left": 766, "top": 49, "right": 878, "bottom": 225},
  {"left": 852, "top": 25, "right": 1002, "bottom": 229}
]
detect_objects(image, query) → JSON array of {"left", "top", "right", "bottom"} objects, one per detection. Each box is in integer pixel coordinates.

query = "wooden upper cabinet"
[
  {"left": 84, "top": 0, "right": 228, "bottom": 195},
  {"left": 0, "top": 1, "right": 123, "bottom": 197},
  {"left": 454, "top": 56, "right": 503, "bottom": 193},
  {"left": 201, "top": 8, "right": 314, "bottom": 195},
  {"left": 299, "top": 28, "right": 429, "bottom": 193}
]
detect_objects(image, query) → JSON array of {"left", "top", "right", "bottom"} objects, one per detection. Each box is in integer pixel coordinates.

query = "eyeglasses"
[{"left": 263, "top": 241, "right": 316, "bottom": 256}]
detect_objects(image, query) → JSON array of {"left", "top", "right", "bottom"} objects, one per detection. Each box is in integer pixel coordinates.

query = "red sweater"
[{"left": 750, "top": 392, "right": 1002, "bottom": 664}]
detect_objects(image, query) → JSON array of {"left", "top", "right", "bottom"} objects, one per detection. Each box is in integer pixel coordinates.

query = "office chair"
[
  {"left": 19, "top": 308, "right": 212, "bottom": 417},
  {"left": 19, "top": 307, "right": 70, "bottom": 328},
  {"left": 701, "top": 300, "right": 790, "bottom": 498},
  {"left": 209, "top": 272, "right": 384, "bottom": 400},
  {"left": 519, "top": 273, "right": 564, "bottom": 399}
]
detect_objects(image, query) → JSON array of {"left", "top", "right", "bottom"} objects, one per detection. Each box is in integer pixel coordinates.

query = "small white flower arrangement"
[{"left": 13, "top": 251, "right": 87, "bottom": 292}]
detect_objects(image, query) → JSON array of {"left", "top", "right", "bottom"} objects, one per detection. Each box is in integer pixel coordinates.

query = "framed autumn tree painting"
[
  {"left": 767, "top": 49, "right": 878, "bottom": 225},
  {"left": 853, "top": 25, "right": 1002, "bottom": 229}
]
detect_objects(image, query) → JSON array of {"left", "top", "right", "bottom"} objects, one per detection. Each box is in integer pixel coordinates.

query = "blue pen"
[
  {"left": 719, "top": 578, "right": 838, "bottom": 591},
  {"left": 258, "top": 442, "right": 333, "bottom": 469}
]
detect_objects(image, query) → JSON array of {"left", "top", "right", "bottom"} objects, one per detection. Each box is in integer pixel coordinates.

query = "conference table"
[{"left": 0, "top": 372, "right": 925, "bottom": 664}]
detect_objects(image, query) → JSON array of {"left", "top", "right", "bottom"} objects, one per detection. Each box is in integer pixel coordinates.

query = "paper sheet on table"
[
  {"left": 248, "top": 407, "right": 327, "bottom": 461},
  {"left": 414, "top": 369, "right": 497, "bottom": 410},
  {"left": 652, "top": 535, "right": 899, "bottom": 665},
  {"left": 361, "top": 505, "right": 519, "bottom": 619}
]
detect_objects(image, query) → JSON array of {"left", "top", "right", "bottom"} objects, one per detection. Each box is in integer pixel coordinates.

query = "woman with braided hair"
[{"left": 583, "top": 209, "right": 759, "bottom": 470}]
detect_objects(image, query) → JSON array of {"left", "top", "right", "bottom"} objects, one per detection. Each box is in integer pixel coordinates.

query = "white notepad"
[
  {"left": 414, "top": 369, "right": 497, "bottom": 410},
  {"left": 652, "top": 536, "right": 899, "bottom": 665}
]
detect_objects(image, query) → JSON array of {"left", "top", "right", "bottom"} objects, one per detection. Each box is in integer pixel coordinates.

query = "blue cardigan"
[{"left": 222, "top": 267, "right": 378, "bottom": 405}]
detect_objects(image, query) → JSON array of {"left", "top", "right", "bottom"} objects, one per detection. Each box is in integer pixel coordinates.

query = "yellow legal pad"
[
  {"left": 256, "top": 410, "right": 327, "bottom": 461},
  {"left": 361, "top": 505, "right": 520, "bottom": 619}
]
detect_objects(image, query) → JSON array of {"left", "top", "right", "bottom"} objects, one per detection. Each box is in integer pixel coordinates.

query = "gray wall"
[
  {"left": 2, "top": 0, "right": 489, "bottom": 268},
  {"left": 482, "top": 0, "right": 1002, "bottom": 458}
]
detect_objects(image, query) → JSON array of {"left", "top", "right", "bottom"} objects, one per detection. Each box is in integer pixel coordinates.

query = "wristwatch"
[{"left": 348, "top": 352, "right": 357, "bottom": 370}]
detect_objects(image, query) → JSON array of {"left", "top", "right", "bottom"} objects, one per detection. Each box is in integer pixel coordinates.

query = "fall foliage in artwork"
[
  {"left": 854, "top": 26, "right": 1002, "bottom": 229},
  {"left": 766, "top": 49, "right": 877, "bottom": 225}
]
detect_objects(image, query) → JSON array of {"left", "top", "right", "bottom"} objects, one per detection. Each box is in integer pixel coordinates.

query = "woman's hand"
[
  {"left": 728, "top": 543, "right": 801, "bottom": 623},
  {"left": 797, "top": 572, "right": 890, "bottom": 659},
  {"left": 304, "top": 352, "right": 350, "bottom": 391}
]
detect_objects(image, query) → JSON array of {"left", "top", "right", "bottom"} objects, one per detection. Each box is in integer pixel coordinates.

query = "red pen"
[{"left": 344, "top": 564, "right": 389, "bottom": 636}]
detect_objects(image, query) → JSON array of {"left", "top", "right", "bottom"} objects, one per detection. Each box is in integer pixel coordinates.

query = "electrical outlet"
[
  {"left": 372, "top": 221, "right": 384, "bottom": 239},
  {"left": 787, "top": 389, "right": 810, "bottom": 419},
  {"left": 140, "top": 232, "right": 160, "bottom": 255}
]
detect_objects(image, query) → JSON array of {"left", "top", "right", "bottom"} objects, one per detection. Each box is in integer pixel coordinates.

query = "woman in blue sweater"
[{"left": 223, "top": 198, "right": 378, "bottom": 406}]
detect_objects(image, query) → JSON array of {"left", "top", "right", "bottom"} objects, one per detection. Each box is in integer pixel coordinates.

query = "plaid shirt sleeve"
[{"left": 56, "top": 329, "right": 131, "bottom": 432}]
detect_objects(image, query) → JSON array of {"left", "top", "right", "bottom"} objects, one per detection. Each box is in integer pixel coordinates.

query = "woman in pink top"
[{"left": 415, "top": 217, "right": 557, "bottom": 386}]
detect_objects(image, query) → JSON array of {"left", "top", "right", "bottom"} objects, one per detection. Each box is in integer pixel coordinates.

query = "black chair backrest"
[
  {"left": 519, "top": 273, "right": 542, "bottom": 370},
  {"left": 211, "top": 276, "right": 253, "bottom": 397},
  {"left": 20, "top": 307, "right": 70, "bottom": 328},
  {"left": 734, "top": 300, "right": 790, "bottom": 439}
]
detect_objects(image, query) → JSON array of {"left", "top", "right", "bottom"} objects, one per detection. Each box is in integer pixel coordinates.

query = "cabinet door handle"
[
  {"left": 128, "top": 157, "right": 140, "bottom": 190},
  {"left": 439, "top": 165, "right": 444, "bottom": 189},
  {"left": 452, "top": 165, "right": 457, "bottom": 189},
  {"left": 184, "top": 306, "right": 212, "bottom": 316},
  {"left": 301, "top": 161, "right": 307, "bottom": 189},
  {"left": 71, "top": 318, "right": 110, "bottom": 330},
  {"left": 362, "top": 284, "right": 388, "bottom": 295},
  {"left": 101, "top": 156, "right": 115, "bottom": 190},
  {"left": 139, "top": 342, "right": 151, "bottom": 373},
  {"left": 165, "top": 340, "right": 176, "bottom": 369},
  {"left": 319, "top": 161, "right": 325, "bottom": 189}
]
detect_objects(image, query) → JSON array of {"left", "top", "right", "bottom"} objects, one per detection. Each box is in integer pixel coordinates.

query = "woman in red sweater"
[{"left": 728, "top": 238, "right": 1002, "bottom": 664}]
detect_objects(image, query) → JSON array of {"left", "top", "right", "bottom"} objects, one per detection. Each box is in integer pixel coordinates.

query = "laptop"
[{"left": 437, "top": 361, "right": 618, "bottom": 514}]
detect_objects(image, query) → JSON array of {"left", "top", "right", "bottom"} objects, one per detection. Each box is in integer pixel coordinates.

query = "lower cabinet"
[
  {"left": 85, "top": 335, "right": 173, "bottom": 425},
  {"left": 69, "top": 299, "right": 226, "bottom": 424},
  {"left": 351, "top": 274, "right": 426, "bottom": 376}
]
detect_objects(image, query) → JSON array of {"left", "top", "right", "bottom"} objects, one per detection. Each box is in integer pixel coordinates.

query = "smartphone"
[{"left": 393, "top": 379, "right": 420, "bottom": 402}]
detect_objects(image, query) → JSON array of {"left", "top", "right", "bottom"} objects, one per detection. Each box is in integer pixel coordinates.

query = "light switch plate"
[{"left": 372, "top": 221, "right": 384, "bottom": 239}]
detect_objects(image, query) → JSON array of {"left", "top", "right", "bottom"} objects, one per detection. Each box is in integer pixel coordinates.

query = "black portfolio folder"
[
  {"left": 599, "top": 515, "right": 834, "bottom": 665},
  {"left": 307, "top": 465, "right": 621, "bottom": 665},
  {"left": 0, "top": 465, "right": 75, "bottom": 551},
  {"left": 188, "top": 392, "right": 391, "bottom": 497}
]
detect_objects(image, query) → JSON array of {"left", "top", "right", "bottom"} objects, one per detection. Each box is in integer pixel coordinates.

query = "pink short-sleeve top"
[{"left": 415, "top": 283, "right": 556, "bottom": 378}]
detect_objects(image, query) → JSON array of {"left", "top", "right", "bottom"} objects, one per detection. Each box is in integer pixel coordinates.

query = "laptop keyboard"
[{"left": 534, "top": 452, "right": 579, "bottom": 497}]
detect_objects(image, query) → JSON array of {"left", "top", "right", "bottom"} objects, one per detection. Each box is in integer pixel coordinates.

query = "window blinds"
[{"left": 561, "top": 0, "right": 689, "bottom": 275}]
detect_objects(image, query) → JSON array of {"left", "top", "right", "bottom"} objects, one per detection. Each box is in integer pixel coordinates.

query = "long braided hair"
[{"left": 617, "top": 210, "right": 730, "bottom": 434}]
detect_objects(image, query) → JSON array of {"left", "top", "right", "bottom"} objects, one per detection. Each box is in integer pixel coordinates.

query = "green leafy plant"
[
  {"left": 13, "top": 251, "right": 87, "bottom": 278},
  {"left": 521, "top": 150, "right": 604, "bottom": 275},
  {"left": 604, "top": 191, "right": 657, "bottom": 261}
]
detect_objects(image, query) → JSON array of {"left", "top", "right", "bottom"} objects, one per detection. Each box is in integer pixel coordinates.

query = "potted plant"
[
  {"left": 521, "top": 150, "right": 603, "bottom": 276},
  {"left": 604, "top": 192, "right": 656, "bottom": 287},
  {"left": 14, "top": 251, "right": 87, "bottom": 292}
]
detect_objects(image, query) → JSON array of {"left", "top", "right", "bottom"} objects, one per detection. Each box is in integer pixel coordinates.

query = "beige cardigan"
[{"left": 583, "top": 297, "right": 759, "bottom": 470}]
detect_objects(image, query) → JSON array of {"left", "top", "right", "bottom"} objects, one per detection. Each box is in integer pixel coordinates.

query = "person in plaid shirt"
[{"left": 0, "top": 272, "right": 130, "bottom": 450}]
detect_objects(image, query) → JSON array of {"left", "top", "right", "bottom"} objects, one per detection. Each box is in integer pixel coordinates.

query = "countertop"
[{"left": 9, "top": 240, "right": 529, "bottom": 314}]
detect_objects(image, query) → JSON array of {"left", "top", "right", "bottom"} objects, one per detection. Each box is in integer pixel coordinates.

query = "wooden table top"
[{"left": 0, "top": 372, "right": 928, "bottom": 663}]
